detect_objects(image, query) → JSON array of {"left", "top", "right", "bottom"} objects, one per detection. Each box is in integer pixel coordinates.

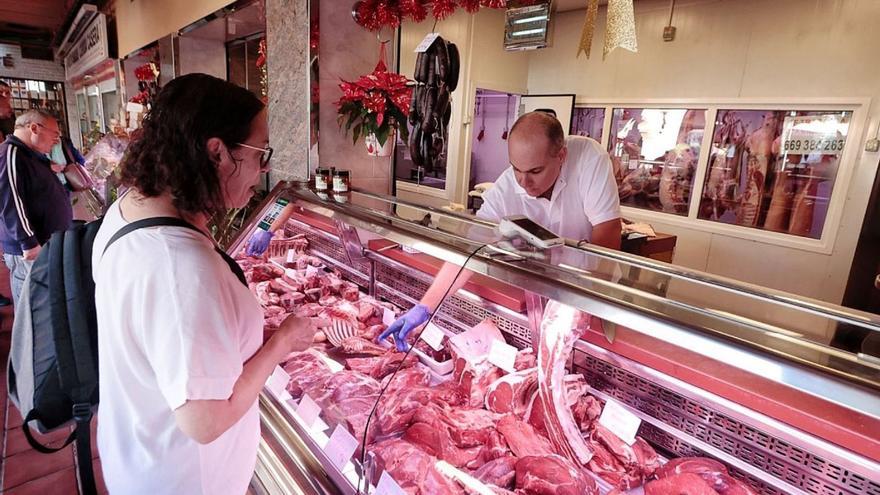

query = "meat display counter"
[{"left": 227, "top": 181, "right": 880, "bottom": 495}]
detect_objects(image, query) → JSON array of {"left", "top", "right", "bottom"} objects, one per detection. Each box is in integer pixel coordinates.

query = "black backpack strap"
[
  {"left": 103, "top": 216, "right": 247, "bottom": 286},
  {"left": 22, "top": 410, "right": 76, "bottom": 453},
  {"left": 63, "top": 227, "right": 99, "bottom": 495}
]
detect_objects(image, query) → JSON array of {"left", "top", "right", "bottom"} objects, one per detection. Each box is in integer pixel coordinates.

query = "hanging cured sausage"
[{"left": 408, "top": 36, "right": 460, "bottom": 173}]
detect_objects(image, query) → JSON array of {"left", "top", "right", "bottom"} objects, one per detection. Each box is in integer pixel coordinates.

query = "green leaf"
[
  {"left": 375, "top": 123, "right": 391, "bottom": 147},
  {"left": 353, "top": 123, "right": 362, "bottom": 145}
]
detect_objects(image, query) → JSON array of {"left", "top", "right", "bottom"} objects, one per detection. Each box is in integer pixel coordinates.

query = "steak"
[
  {"left": 486, "top": 368, "right": 538, "bottom": 416},
  {"left": 515, "top": 455, "right": 598, "bottom": 495},
  {"left": 496, "top": 415, "right": 554, "bottom": 458},
  {"left": 654, "top": 457, "right": 758, "bottom": 495},
  {"left": 645, "top": 472, "right": 720, "bottom": 495},
  {"left": 370, "top": 439, "right": 465, "bottom": 495},
  {"left": 283, "top": 349, "right": 332, "bottom": 399}
]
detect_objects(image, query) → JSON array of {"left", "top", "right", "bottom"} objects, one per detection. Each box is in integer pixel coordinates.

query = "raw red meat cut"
[
  {"left": 515, "top": 455, "right": 598, "bottom": 495},
  {"left": 411, "top": 402, "right": 502, "bottom": 448},
  {"left": 536, "top": 302, "right": 593, "bottom": 466},
  {"left": 305, "top": 369, "right": 380, "bottom": 409},
  {"left": 571, "top": 394, "right": 603, "bottom": 431},
  {"left": 472, "top": 456, "right": 517, "bottom": 490},
  {"left": 346, "top": 352, "right": 418, "bottom": 379},
  {"left": 369, "top": 439, "right": 465, "bottom": 495},
  {"left": 404, "top": 422, "right": 489, "bottom": 469},
  {"left": 654, "top": 457, "right": 757, "bottom": 495},
  {"left": 645, "top": 472, "right": 720, "bottom": 495},
  {"left": 282, "top": 349, "right": 332, "bottom": 398},
  {"left": 375, "top": 382, "right": 464, "bottom": 437},
  {"left": 496, "top": 415, "right": 554, "bottom": 458},
  {"left": 485, "top": 368, "right": 538, "bottom": 416},
  {"left": 449, "top": 319, "right": 508, "bottom": 407}
]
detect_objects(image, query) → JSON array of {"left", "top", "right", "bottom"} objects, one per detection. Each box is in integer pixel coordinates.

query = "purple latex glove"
[
  {"left": 246, "top": 229, "right": 274, "bottom": 257},
  {"left": 378, "top": 304, "right": 431, "bottom": 351}
]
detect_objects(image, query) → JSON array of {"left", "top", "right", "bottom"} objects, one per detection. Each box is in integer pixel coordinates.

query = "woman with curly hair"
[{"left": 92, "top": 73, "right": 318, "bottom": 494}]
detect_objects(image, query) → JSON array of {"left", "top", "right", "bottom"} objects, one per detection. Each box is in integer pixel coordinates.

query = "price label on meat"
[
  {"left": 598, "top": 398, "right": 641, "bottom": 446},
  {"left": 415, "top": 33, "right": 440, "bottom": 53},
  {"left": 487, "top": 339, "right": 518, "bottom": 373},
  {"left": 265, "top": 365, "right": 290, "bottom": 399},
  {"left": 324, "top": 424, "right": 359, "bottom": 472},
  {"left": 419, "top": 323, "right": 446, "bottom": 351},
  {"left": 781, "top": 114, "right": 849, "bottom": 156},
  {"left": 295, "top": 394, "right": 321, "bottom": 429},
  {"left": 374, "top": 471, "right": 407, "bottom": 495}
]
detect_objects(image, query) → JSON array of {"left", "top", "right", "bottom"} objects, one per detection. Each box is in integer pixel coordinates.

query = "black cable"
[{"left": 355, "top": 243, "right": 486, "bottom": 494}]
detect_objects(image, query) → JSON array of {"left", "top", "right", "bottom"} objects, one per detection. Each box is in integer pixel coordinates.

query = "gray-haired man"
[{"left": 0, "top": 110, "right": 73, "bottom": 306}]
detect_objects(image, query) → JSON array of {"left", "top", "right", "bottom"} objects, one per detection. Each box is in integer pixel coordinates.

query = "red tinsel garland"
[{"left": 355, "top": 0, "right": 507, "bottom": 31}]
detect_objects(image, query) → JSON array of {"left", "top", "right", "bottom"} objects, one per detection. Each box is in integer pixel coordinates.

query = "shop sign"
[
  {"left": 781, "top": 114, "right": 848, "bottom": 155},
  {"left": 65, "top": 14, "right": 109, "bottom": 80}
]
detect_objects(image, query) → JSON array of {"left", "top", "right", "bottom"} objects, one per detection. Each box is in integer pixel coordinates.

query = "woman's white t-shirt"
[{"left": 92, "top": 200, "right": 264, "bottom": 495}]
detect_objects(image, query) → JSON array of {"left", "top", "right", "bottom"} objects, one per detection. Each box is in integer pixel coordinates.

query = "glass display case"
[
  {"left": 231, "top": 182, "right": 880, "bottom": 495},
  {"left": 607, "top": 107, "right": 707, "bottom": 216},
  {"left": 697, "top": 109, "right": 851, "bottom": 239}
]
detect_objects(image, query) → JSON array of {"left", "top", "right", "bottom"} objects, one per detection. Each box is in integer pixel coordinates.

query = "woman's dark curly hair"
[{"left": 120, "top": 73, "right": 265, "bottom": 216}]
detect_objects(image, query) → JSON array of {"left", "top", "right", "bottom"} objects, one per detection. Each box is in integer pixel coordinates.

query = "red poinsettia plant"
[{"left": 336, "top": 60, "right": 413, "bottom": 147}]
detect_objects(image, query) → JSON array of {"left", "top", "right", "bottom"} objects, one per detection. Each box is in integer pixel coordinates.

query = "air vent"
[{"left": 504, "top": 3, "right": 552, "bottom": 51}]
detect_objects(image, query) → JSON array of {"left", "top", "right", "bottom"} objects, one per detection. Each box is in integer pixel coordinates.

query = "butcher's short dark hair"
[
  {"left": 0, "top": 81, "right": 9, "bottom": 88},
  {"left": 510, "top": 111, "right": 565, "bottom": 155},
  {"left": 120, "top": 73, "right": 264, "bottom": 216}
]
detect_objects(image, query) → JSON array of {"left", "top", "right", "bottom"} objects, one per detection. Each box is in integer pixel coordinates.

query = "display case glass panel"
[
  {"left": 607, "top": 107, "right": 707, "bottom": 215},
  {"left": 697, "top": 109, "right": 851, "bottom": 239}
]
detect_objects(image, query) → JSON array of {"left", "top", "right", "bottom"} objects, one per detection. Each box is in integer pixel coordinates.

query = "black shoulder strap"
[{"left": 103, "top": 216, "right": 247, "bottom": 286}]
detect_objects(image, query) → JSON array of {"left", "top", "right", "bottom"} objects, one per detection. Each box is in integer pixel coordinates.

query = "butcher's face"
[
  {"left": 219, "top": 109, "right": 271, "bottom": 209},
  {"left": 509, "top": 134, "right": 566, "bottom": 198}
]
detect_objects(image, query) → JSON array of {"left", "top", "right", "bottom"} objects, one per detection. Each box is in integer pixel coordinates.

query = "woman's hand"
[
  {"left": 51, "top": 162, "right": 67, "bottom": 174},
  {"left": 270, "top": 315, "right": 323, "bottom": 357}
]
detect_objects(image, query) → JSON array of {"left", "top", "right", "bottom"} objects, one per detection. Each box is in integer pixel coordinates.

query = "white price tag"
[
  {"left": 323, "top": 424, "right": 359, "bottom": 471},
  {"left": 375, "top": 471, "right": 407, "bottom": 495},
  {"left": 598, "top": 398, "right": 641, "bottom": 446},
  {"left": 319, "top": 353, "right": 345, "bottom": 373},
  {"left": 306, "top": 265, "right": 319, "bottom": 277},
  {"left": 295, "top": 394, "right": 321, "bottom": 429},
  {"left": 487, "top": 339, "right": 518, "bottom": 373},
  {"left": 286, "top": 249, "right": 296, "bottom": 264},
  {"left": 383, "top": 307, "right": 396, "bottom": 326},
  {"left": 415, "top": 33, "right": 440, "bottom": 53},
  {"left": 265, "top": 366, "right": 290, "bottom": 398},
  {"left": 628, "top": 159, "right": 639, "bottom": 170},
  {"left": 449, "top": 328, "right": 493, "bottom": 359},
  {"left": 419, "top": 323, "right": 445, "bottom": 351}
]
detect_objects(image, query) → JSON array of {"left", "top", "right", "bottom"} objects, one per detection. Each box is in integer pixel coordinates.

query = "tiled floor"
[{"left": 0, "top": 258, "right": 106, "bottom": 494}]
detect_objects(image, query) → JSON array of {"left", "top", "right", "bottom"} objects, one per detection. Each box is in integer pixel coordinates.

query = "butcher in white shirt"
[{"left": 380, "top": 111, "right": 621, "bottom": 350}]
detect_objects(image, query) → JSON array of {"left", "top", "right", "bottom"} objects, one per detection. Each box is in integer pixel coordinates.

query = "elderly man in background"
[
  {"left": 0, "top": 110, "right": 73, "bottom": 306},
  {"left": 0, "top": 82, "right": 15, "bottom": 306}
]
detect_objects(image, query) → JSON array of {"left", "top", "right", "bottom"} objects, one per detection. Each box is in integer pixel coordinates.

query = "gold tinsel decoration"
[
  {"left": 576, "top": 0, "right": 638, "bottom": 60},
  {"left": 604, "top": 0, "right": 638, "bottom": 59},
  {"left": 576, "top": 0, "right": 599, "bottom": 59}
]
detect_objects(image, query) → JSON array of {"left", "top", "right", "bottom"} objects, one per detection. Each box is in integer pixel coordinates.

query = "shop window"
[
  {"left": 608, "top": 107, "right": 707, "bottom": 216},
  {"left": 571, "top": 107, "right": 605, "bottom": 141},
  {"left": 697, "top": 110, "right": 851, "bottom": 239}
]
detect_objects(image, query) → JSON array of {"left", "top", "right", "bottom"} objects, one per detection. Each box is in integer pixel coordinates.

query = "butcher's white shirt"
[
  {"left": 477, "top": 135, "right": 620, "bottom": 241},
  {"left": 92, "top": 200, "right": 264, "bottom": 495}
]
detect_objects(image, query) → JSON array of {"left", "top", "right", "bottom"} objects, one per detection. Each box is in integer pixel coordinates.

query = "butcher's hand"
[
  {"left": 246, "top": 229, "right": 274, "bottom": 257},
  {"left": 22, "top": 246, "right": 41, "bottom": 261},
  {"left": 378, "top": 304, "right": 431, "bottom": 352},
  {"left": 271, "top": 315, "right": 325, "bottom": 356}
]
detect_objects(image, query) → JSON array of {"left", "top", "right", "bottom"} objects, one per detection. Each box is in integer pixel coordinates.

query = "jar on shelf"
[
  {"left": 314, "top": 167, "right": 331, "bottom": 191},
  {"left": 332, "top": 169, "right": 351, "bottom": 193}
]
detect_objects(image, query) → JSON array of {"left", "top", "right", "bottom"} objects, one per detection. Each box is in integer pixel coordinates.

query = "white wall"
[
  {"left": 178, "top": 36, "right": 227, "bottom": 79},
  {"left": 0, "top": 43, "right": 65, "bottom": 82},
  {"left": 522, "top": 0, "right": 880, "bottom": 311}
]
